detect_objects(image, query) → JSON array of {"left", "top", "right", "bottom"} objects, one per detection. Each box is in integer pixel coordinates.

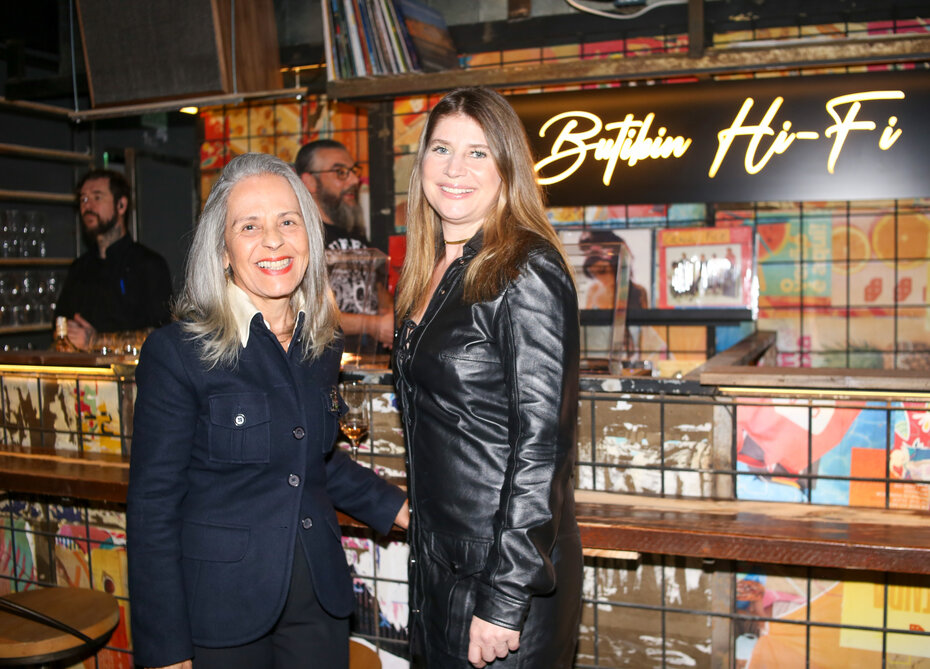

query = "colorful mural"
[
  {"left": 0, "top": 374, "right": 126, "bottom": 454},
  {"left": 7, "top": 13, "right": 921, "bottom": 669}
]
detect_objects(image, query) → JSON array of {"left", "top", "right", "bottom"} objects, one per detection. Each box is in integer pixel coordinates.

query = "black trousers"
[{"left": 192, "top": 541, "right": 350, "bottom": 669}]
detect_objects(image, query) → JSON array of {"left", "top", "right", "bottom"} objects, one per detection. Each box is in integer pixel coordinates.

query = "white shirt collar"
[{"left": 226, "top": 282, "right": 305, "bottom": 348}]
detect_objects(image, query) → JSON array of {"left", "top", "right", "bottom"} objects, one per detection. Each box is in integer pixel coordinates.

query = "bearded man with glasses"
[{"left": 295, "top": 140, "right": 394, "bottom": 349}]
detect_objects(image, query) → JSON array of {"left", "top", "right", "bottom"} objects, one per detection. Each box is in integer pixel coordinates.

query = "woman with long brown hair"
[{"left": 395, "top": 87, "right": 582, "bottom": 668}]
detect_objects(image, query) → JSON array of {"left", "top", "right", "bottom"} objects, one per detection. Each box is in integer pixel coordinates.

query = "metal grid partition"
[
  {"left": 344, "top": 379, "right": 930, "bottom": 668},
  {"left": 0, "top": 364, "right": 135, "bottom": 666},
  {"left": 0, "top": 370, "right": 926, "bottom": 667},
  {"left": 0, "top": 494, "right": 132, "bottom": 667},
  {"left": 572, "top": 385, "right": 930, "bottom": 667},
  {"left": 0, "top": 367, "right": 134, "bottom": 455}
]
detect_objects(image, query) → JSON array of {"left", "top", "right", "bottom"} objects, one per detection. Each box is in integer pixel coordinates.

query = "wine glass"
[{"left": 339, "top": 382, "right": 370, "bottom": 460}]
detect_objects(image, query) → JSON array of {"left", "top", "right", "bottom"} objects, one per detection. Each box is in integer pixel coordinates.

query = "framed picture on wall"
[
  {"left": 657, "top": 226, "right": 754, "bottom": 309},
  {"left": 559, "top": 228, "right": 654, "bottom": 312}
]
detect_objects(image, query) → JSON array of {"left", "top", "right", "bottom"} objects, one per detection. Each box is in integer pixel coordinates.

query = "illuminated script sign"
[{"left": 508, "top": 71, "right": 930, "bottom": 205}]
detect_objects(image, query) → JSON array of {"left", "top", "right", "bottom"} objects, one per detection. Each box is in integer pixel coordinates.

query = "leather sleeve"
[
  {"left": 473, "top": 248, "right": 580, "bottom": 630},
  {"left": 126, "top": 328, "right": 199, "bottom": 667}
]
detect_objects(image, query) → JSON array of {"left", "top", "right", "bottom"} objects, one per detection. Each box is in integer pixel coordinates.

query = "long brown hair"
[{"left": 395, "top": 87, "right": 571, "bottom": 318}]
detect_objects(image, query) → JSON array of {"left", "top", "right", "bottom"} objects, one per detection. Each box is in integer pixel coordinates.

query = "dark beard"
[
  {"left": 83, "top": 211, "right": 120, "bottom": 236},
  {"left": 319, "top": 186, "right": 365, "bottom": 237}
]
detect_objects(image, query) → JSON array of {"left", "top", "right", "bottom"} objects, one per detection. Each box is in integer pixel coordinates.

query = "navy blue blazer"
[{"left": 127, "top": 315, "right": 405, "bottom": 667}]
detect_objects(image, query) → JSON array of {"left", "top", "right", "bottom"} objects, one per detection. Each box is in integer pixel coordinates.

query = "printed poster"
[{"left": 657, "top": 226, "right": 754, "bottom": 309}]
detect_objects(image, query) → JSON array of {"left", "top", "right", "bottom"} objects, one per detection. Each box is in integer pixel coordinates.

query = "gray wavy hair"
[{"left": 173, "top": 152, "right": 339, "bottom": 367}]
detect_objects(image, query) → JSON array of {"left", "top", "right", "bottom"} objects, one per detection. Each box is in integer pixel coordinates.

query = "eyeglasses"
[{"left": 307, "top": 164, "right": 361, "bottom": 181}]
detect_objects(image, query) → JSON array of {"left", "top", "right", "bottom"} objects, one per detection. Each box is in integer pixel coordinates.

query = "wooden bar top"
[
  {"left": 3, "top": 448, "right": 929, "bottom": 575},
  {"left": 0, "top": 350, "right": 136, "bottom": 368},
  {"left": 0, "top": 448, "right": 129, "bottom": 503},
  {"left": 575, "top": 491, "right": 930, "bottom": 575}
]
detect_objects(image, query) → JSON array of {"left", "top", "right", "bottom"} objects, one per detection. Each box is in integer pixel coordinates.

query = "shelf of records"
[{"left": 321, "top": 0, "right": 459, "bottom": 80}]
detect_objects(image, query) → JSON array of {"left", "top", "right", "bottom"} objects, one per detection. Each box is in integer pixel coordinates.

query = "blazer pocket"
[
  {"left": 181, "top": 520, "right": 250, "bottom": 562},
  {"left": 208, "top": 392, "right": 271, "bottom": 463},
  {"left": 320, "top": 386, "right": 348, "bottom": 453}
]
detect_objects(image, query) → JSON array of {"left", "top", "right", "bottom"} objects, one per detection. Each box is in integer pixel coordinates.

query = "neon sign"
[
  {"left": 535, "top": 90, "right": 905, "bottom": 185},
  {"left": 535, "top": 111, "right": 692, "bottom": 185},
  {"left": 512, "top": 71, "right": 929, "bottom": 205},
  {"left": 709, "top": 90, "right": 905, "bottom": 177}
]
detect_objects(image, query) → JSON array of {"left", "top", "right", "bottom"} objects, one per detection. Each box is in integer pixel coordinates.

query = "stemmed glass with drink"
[{"left": 339, "top": 382, "right": 370, "bottom": 460}]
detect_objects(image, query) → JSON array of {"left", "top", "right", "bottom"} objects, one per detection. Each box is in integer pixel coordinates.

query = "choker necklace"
[{"left": 444, "top": 237, "right": 469, "bottom": 245}]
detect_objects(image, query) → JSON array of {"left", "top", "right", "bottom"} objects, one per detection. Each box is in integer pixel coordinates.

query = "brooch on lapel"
[{"left": 329, "top": 386, "right": 340, "bottom": 413}]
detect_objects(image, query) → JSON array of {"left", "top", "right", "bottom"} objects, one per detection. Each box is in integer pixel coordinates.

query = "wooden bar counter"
[
  {"left": 3, "top": 446, "right": 929, "bottom": 574},
  {"left": 2, "top": 336, "right": 930, "bottom": 669},
  {"left": 2, "top": 338, "right": 929, "bottom": 575}
]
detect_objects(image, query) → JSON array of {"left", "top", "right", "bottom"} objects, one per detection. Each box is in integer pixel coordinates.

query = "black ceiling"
[
  {"left": 1, "top": 0, "right": 927, "bottom": 102},
  {"left": 0, "top": 0, "right": 61, "bottom": 60}
]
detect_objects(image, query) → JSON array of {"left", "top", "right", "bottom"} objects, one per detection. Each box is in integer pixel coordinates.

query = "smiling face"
[
  {"left": 223, "top": 173, "right": 310, "bottom": 315},
  {"left": 421, "top": 113, "right": 502, "bottom": 240}
]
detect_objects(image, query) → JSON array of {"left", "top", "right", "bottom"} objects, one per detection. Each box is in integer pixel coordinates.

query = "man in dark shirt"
[
  {"left": 55, "top": 169, "right": 172, "bottom": 350},
  {"left": 295, "top": 140, "right": 393, "bottom": 347}
]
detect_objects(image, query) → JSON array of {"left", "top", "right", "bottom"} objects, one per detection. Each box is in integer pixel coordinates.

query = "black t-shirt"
[
  {"left": 323, "top": 222, "right": 369, "bottom": 250},
  {"left": 55, "top": 234, "right": 172, "bottom": 333}
]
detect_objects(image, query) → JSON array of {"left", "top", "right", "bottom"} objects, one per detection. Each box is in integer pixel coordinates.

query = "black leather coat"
[{"left": 395, "top": 233, "right": 582, "bottom": 666}]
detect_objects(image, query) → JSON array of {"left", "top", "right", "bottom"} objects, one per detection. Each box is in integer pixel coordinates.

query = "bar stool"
[
  {"left": 349, "top": 637, "right": 382, "bottom": 669},
  {"left": 0, "top": 587, "right": 120, "bottom": 667}
]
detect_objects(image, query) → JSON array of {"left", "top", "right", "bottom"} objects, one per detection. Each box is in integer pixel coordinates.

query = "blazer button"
[
  {"left": 234, "top": 413, "right": 246, "bottom": 426},
  {"left": 292, "top": 426, "right": 305, "bottom": 439},
  {"left": 301, "top": 517, "right": 313, "bottom": 529},
  {"left": 288, "top": 474, "right": 300, "bottom": 487}
]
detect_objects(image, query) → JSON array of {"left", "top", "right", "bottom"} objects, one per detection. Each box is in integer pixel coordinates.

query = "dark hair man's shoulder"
[{"left": 124, "top": 239, "right": 170, "bottom": 270}]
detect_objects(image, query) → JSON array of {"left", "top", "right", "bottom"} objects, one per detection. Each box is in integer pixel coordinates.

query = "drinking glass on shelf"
[
  {"left": 6, "top": 271, "right": 23, "bottom": 326},
  {"left": 19, "top": 271, "right": 34, "bottom": 325},
  {"left": 0, "top": 272, "right": 9, "bottom": 326},
  {"left": 339, "top": 381, "right": 370, "bottom": 461},
  {"left": 1, "top": 210, "right": 19, "bottom": 258},
  {"left": 34, "top": 271, "right": 50, "bottom": 324},
  {"left": 21, "top": 211, "right": 41, "bottom": 259}
]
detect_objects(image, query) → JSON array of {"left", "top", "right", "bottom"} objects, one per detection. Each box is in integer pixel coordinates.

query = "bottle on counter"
[{"left": 54, "top": 316, "right": 78, "bottom": 352}]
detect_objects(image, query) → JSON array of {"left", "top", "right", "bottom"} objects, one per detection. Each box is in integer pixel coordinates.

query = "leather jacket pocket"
[
  {"left": 421, "top": 533, "right": 491, "bottom": 655},
  {"left": 208, "top": 393, "right": 271, "bottom": 463},
  {"left": 320, "top": 385, "right": 348, "bottom": 453}
]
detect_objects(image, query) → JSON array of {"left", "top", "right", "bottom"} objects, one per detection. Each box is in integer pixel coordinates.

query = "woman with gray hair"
[{"left": 127, "top": 153, "right": 408, "bottom": 669}]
